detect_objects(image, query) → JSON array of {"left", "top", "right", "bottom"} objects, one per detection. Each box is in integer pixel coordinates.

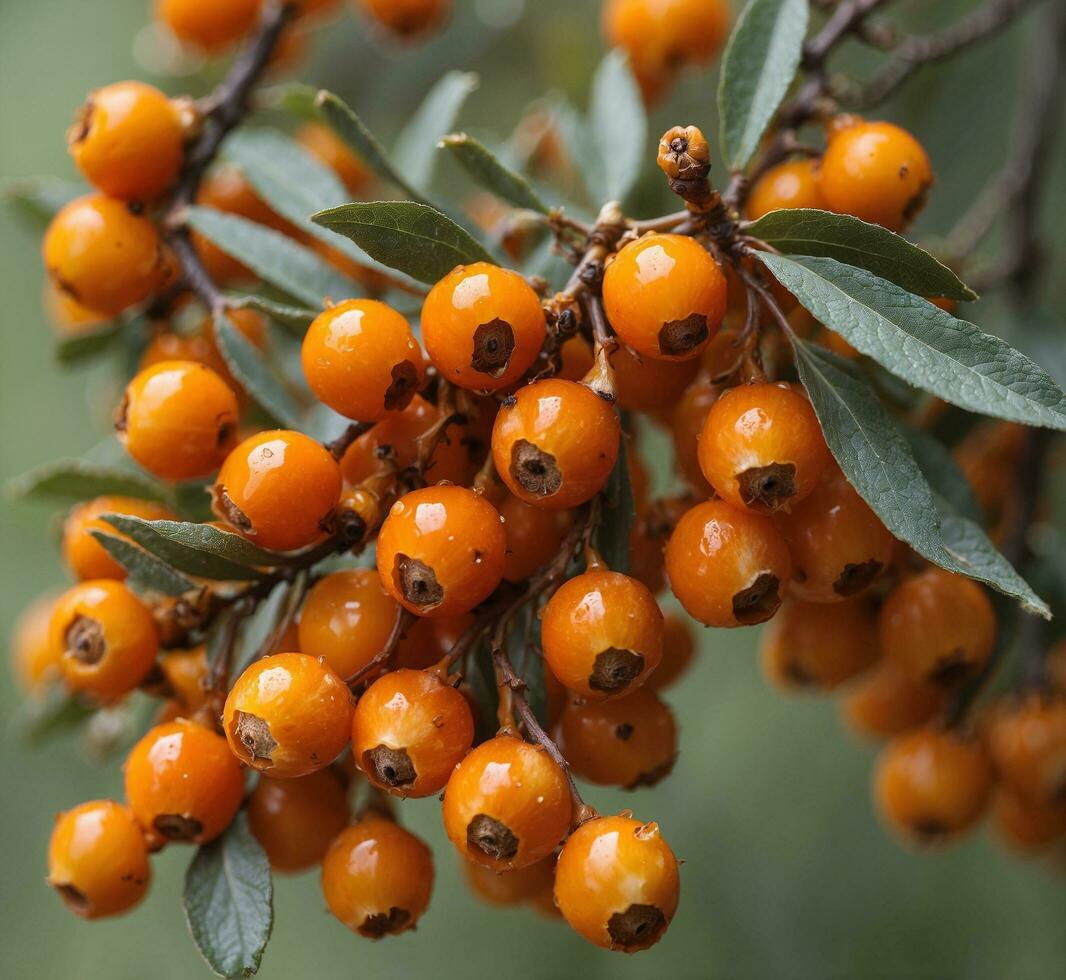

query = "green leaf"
[
  {"left": 759, "top": 253, "right": 1066, "bottom": 430},
  {"left": 228, "top": 294, "right": 316, "bottom": 333},
  {"left": 10, "top": 686, "right": 93, "bottom": 746},
  {"left": 394, "top": 71, "right": 479, "bottom": 191},
  {"left": 117, "top": 518, "right": 290, "bottom": 568},
  {"left": 184, "top": 813, "right": 273, "bottom": 979},
  {"left": 185, "top": 206, "right": 355, "bottom": 308},
  {"left": 8, "top": 458, "right": 167, "bottom": 504},
  {"left": 594, "top": 419, "right": 635, "bottom": 574},
  {"left": 3, "top": 176, "right": 85, "bottom": 221},
  {"left": 903, "top": 428, "right": 982, "bottom": 524},
  {"left": 313, "top": 201, "right": 496, "bottom": 284},
  {"left": 718, "top": 0, "right": 809, "bottom": 170},
  {"left": 89, "top": 531, "right": 198, "bottom": 596},
  {"left": 590, "top": 50, "right": 646, "bottom": 202},
  {"left": 52, "top": 321, "right": 126, "bottom": 364},
  {"left": 441, "top": 133, "right": 550, "bottom": 214},
  {"left": 745, "top": 209, "right": 976, "bottom": 300},
  {"left": 213, "top": 313, "right": 302, "bottom": 428}
]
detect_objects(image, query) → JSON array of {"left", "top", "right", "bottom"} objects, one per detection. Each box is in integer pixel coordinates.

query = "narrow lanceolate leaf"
[
  {"left": 116, "top": 518, "right": 290, "bottom": 568},
  {"left": 745, "top": 209, "right": 976, "bottom": 300},
  {"left": 313, "top": 201, "right": 496, "bottom": 284},
  {"left": 184, "top": 813, "right": 274, "bottom": 979},
  {"left": 185, "top": 206, "right": 356, "bottom": 308},
  {"left": 8, "top": 458, "right": 167, "bottom": 504},
  {"left": 89, "top": 531, "right": 197, "bottom": 596},
  {"left": 594, "top": 422, "right": 635, "bottom": 575},
  {"left": 903, "top": 429, "right": 982, "bottom": 524},
  {"left": 759, "top": 253, "right": 1066, "bottom": 429},
  {"left": 53, "top": 321, "right": 126, "bottom": 364},
  {"left": 228, "top": 294, "right": 317, "bottom": 333},
  {"left": 3, "top": 176, "right": 85, "bottom": 221},
  {"left": 11, "top": 686, "right": 93, "bottom": 746},
  {"left": 214, "top": 314, "right": 302, "bottom": 429},
  {"left": 100, "top": 515, "right": 263, "bottom": 581},
  {"left": 440, "top": 133, "right": 550, "bottom": 213},
  {"left": 718, "top": 0, "right": 809, "bottom": 170},
  {"left": 394, "top": 71, "right": 479, "bottom": 191},
  {"left": 590, "top": 50, "right": 647, "bottom": 202}
]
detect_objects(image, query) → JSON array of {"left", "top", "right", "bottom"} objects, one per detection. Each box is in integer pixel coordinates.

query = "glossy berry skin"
[
  {"left": 554, "top": 815, "right": 679, "bottom": 952},
  {"left": 68, "top": 82, "right": 183, "bottom": 201},
  {"left": 672, "top": 379, "right": 717, "bottom": 493},
  {"left": 442, "top": 735, "right": 571, "bottom": 871},
  {"left": 602, "top": 233, "right": 727, "bottom": 360},
  {"left": 360, "top": 0, "right": 450, "bottom": 38},
  {"left": 376, "top": 486, "right": 505, "bottom": 618},
  {"left": 47, "top": 800, "right": 150, "bottom": 920},
  {"left": 214, "top": 430, "right": 342, "bottom": 552},
  {"left": 156, "top": 0, "right": 261, "bottom": 52},
  {"left": 492, "top": 379, "right": 620, "bottom": 509},
  {"left": 776, "top": 464, "right": 895, "bottom": 603},
  {"left": 985, "top": 696, "right": 1066, "bottom": 806},
  {"left": 297, "top": 122, "right": 371, "bottom": 195},
  {"left": 610, "top": 345, "right": 701, "bottom": 413},
  {"left": 665, "top": 499, "right": 792, "bottom": 628},
  {"left": 124, "top": 720, "right": 244, "bottom": 849},
  {"left": 62, "top": 496, "right": 178, "bottom": 581},
  {"left": 247, "top": 769, "right": 351, "bottom": 873},
  {"left": 500, "top": 495, "right": 573, "bottom": 582},
  {"left": 462, "top": 854, "right": 556, "bottom": 908},
  {"left": 322, "top": 817, "right": 434, "bottom": 938},
  {"left": 118, "top": 361, "right": 239, "bottom": 482},
  {"left": 760, "top": 597, "right": 878, "bottom": 693},
  {"left": 646, "top": 615, "right": 695, "bottom": 692},
  {"left": 302, "top": 300, "right": 424, "bottom": 421},
  {"left": 746, "top": 158, "right": 826, "bottom": 219},
  {"left": 841, "top": 657, "right": 945, "bottom": 740},
  {"left": 158, "top": 646, "right": 209, "bottom": 712},
  {"left": 874, "top": 729, "right": 991, "bottom": 845},
  {"left": 699, "top": 382, "right": 829, "bottom": 514},
  {"left": 10, "top": 594, "right": 62, "bottom": 695},
  {"left": 298, "top": 569, "right": 400, "bottom": 680},
  {"left": 421, "top": 263, "right": 547, "bottom": 392},
  {"left": 991, "top": 788, "right": 1066, "bottom": 855},
  {"left": 43, "top": 195, "right": 169, "bottom": 316},
  {"left": 878, "top": 568, "right": 996, "bottom": 687},
  {"left": 352, "top": 668, "right": 474, "bottom": 797},
  {"left": 50, "top": 580, "right": 159, "bottom": 702},
  {"left": 819, "top": 120, "right": 934, "bottom": 231},
  {"left": 223, "top": 653, "right": 353, "bottom": 778},
  {"left": 394, "top": 613, "right": 474, "bottom": 670},
  {"left": 541, "top": 570, "right": 664, "bottom": 701}
]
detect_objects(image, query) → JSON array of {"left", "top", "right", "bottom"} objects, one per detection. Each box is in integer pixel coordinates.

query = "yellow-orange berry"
[
  {"left": 985, "top": 696, "right": 1066, "bottom": 806},
  {"left": 746, "top": 158, "right": 826, "bottom": 220},
  {"left": 840, "top": 657, "right": 945, "bottom": 740},
  {"left": 610, "top": 344, "right": 700, "bottom": 413},
  {"left": 646, "top": 615, "right": 695, "bottom": 691},
  {"left": 156, "top": 0, "right": 262, "bottom": 52},
  {"left": 158, "top": 646, "right": 209, "bottom": 712},
  {"left": 359, "top": 0, "right": 450, "bottom": 37},
  {"left": 499, "top": 494, "right": 573, "bottom": 582},
  {"left": 62, "top": 496, "right": 178, "bottom": 581},
  {"left": 394, "top": 613, "right": 474, "bottom": 670},
  {"left": 671, "top": 379, "right": 717, "bottom": 494},
  {"left": 10, "top": 594, "right": 63, "bottom": 696},
  {"left": 297, "top": 122, "right": 371, "bottom": 195},
  {"left": 462, "top": 854, "right": 556, "bottom": 908},
  {"left": 991, "top": 788, "right": 1066, "bottom": 855}
]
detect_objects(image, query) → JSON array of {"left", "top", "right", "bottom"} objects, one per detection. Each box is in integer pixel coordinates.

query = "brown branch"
[
  {"left": 326, "top": 422, "right": 374, "bottom": 461},
  {"left": 346, "top": 609, "right": 416, "bottom": 686}
]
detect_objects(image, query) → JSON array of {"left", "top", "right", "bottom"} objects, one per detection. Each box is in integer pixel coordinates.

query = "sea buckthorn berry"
[
  {"left": 541, "top": 571, "right": 664, "bottom": 701},
  {"left": 421, "top": 263, "right": 547, "bottom": 392},
  {"left": 672, "top": 379, "right": 716, "bottom": 493},
  {"left": 491, "top": 379, "right": 620, "bottom": 509},
  {"left": 646, "top": 615, "right": 695, "bottom": 691},
  {"left": 45, "top": 281, "right": 106, "bottom": 335},
  {"left": 158, "top": 646, "right": 209, "bottom": 712},
  {"left": 874, "top": 729, "right": 991, "bottom": 845},
  {"left": 62, "top": 496, "right": 178, "bottom": 581},
  {"left": 50, "top": 580, "right": 158, "bottom": 702},
  {"left": 610, "top": 344, "right": 700, "bottom": 412},
  {"left": 462, "top": 854, "right": 556, "bottom": 908},
  {"left": 302, "top": 300, "right": 424, "bottom": 421},
  {"left": 656, "top": 125, "right": 710, "bottom": 181},
  {"left": 878, "top": 568, "right": 996, "bottom": 687},
  {"left": 699, "top": 382, "right": 829, "bottom": 514},
  {"left": 819, "top": 119, "right": 934, "bottom": 231},
  {"left": 776, "top": 464, "right": 894, "bottom": 602},
  {"left": 558, "top": 688, "right": 677, "bottom": 788},
  {"left": 359, "top": 0, "right": 450, "bottom": 37},
  {"left": 554, "top": 814, "right": 679, "bottom": 952},
  {"left": 223, "top": 653, "right": 353, "bottom": 778},
  {"left": 556, "top": 334, "right": 595, "bottom": 382},
  {"left": 500, "top": 494, "right": 573, "bottom": 582},
  {"left": 322, "top": 816, "right": 434, "bottom": 938},
  {"left": 298, "top": 569, "right": 400, "bottom": 680},
  {"left": 394, "top": 613, "right": 474, "bottom": 670},
  {"left": 247, "top": 769, "right": 351, "bottom": 873},
  {"left": 985, "top": 696, "right": 1066, "bottom": 805},
  {"left": 760, "top": 597, "right": 878, "bottom": 693},
  {"left": 213, "top": 430, "right": 342, "bottom": 552},
  {"left": 442, "top": 734, "right": 571, "bottom": 871},
  {"left": 67, "top": 81, "right": 183, "bottom": 201},
  {"left": 841, "top": 657, "right": 945, "bottom": 740},
  {"left": 124, "top": 719, "right": 244, "bottom": 848},
  {"left": 156, "top": 0, "right": 262, "bottom": 52},
  {"left": 746, "top": 158, "right": 826, "bottom": 220},
  {"left": 297, "top": 122, "right": 371, "bottom": 196},
  {"left": 376, "top": 486, "right": 505, "bottom": 618},
  {"left": 352, "top": 668, "right": 474, "bottom": 797},
  {"left": 602, "top": 233, "right": 727, "bottom": 360},
  {"left": 665, "top": 499, "right": 791, "bottom": 628},
  {"left": 47, "top": 800, "right": 150, "bottom": 919},
  {"left": 43, "top": 194, "right": 169, "bottom": 316},
  {"left": 991, "top": 788, "right": 1066, "bottom": 855},
  {"left": 10, "top": 594, "right": 62, "bottom": 696}
]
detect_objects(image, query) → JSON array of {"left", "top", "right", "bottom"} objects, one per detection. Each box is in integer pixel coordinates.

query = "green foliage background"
[{"left": 1, "top": 1, "right": 1064, "bottom": 977}]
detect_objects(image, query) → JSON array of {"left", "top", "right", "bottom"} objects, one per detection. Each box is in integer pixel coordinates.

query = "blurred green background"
[{"left": 1, "top": 1, "right": 1064, "bottom": 977}]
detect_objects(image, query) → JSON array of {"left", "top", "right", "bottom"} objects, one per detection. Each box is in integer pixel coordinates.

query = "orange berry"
[
  {"left": 442, "top": 734, "right": 571, "bottom": 870},
  {"left": 672, "top": 379, "right": 717, "bottom": 493},
  {"left": 247, "top": 769, "right": 351, "bottom": 873},
  {"left": 492, "top": 379, "right": 620, "bottom": 509},
  {"left": 10, "top": 594, "right": 63, "bottom": 696},
  {"left": 394, "top": 613, "right": 474, "bottom": 670},
  {"left": 746, "top": 158, "right": 826, "bottom": 220},
  {"left": 124, "top": 719, "right": 244, "bottom": 848},
  {"left": 462, "top": 854, "right": 556, "bottom": 907},
  {"left": 297, "top": 122, "right": 371, "bottom": 196},
  {"left": 421, "top": 263, "right": 547, "bottom": 392},
  {"left": 500, "top": 494, "right": 573, "bottom": 582},
  {"left": 541, "top": 570, "right": 663, "bottom": 701},
  {"left": 62, "top": 496, "right": 178, "bottom": 581},
  {"left": 44, "top": 281, "right": 107, "bottom": 335},
  {"left": 840, "top": 657, "right": 945, "bottom": 740},
  {"left": 223, "top": 652, "right": 353, "bottom": 777},
  {"left": 985, "top": 696, "right": 1066, "bottom": 806},
  {"left": 1048, "top": 639, "right": 1066, "bottom": 695},
  {"left": 554, "top": 814, "right": 679, "bottom": 951},
  {"left": 665, "top": 499, "right": 791, "bottom": 627},
  {"left": 359, "top": 0, "right": 450, "bottom": 37},
  {"left": 376, "top": 486, "right": 505, "bottom": 618},
  {"left": 991, "top": 788, "right": 1066, "bottom": 855},
  {"left": 646, "top": 614, "right": 695, "bottom": 691},
  {"left": 68, "top": 81, "right": 183, "bottom": 201},
  {"left": 158, "top": 646, "right": 209, "bottom": 712},
  {"left": 47, "top": 800, "right": 150, "bottom": 919},
  {"left": 322, "top": 816, "right": 434, "bottom": 937},
  {"left": 609, "top": 345, "right": 700, "bottom": 412},
  {"left": 603, "top": 233, "right": 727, "bottom": 360},
  {"left": 556, "top": 335, "right": 595, "bottom": 382},
  {"left": 213, "top": 429, "right": 342, "bottom": 552},
  {"left": 156, "top": 0, "right": 262, "bottom": 52},
  {"left": 352, "top": 668, "right": 474, "bottom": 797},
  {"left": 699, "top": 382, "right": 829, "bottom": 514}
]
